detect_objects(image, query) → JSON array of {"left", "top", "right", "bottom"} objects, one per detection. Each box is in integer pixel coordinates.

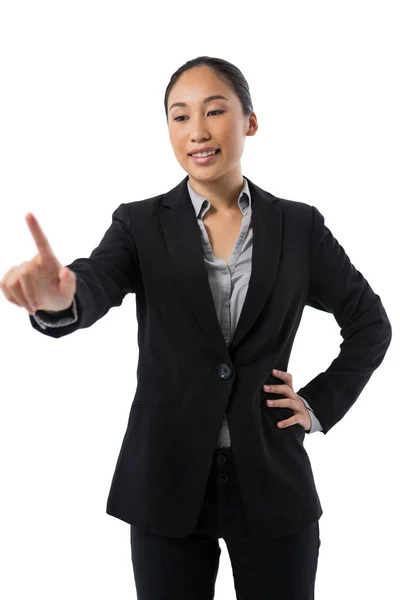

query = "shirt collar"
[{"left": 187, "top": 176, "right": 251, "bottom": 220}]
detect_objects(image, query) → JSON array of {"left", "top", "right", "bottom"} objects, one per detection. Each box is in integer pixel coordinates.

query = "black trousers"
[{"left": 130, "top": 447, "right": 321, "bottom": 599}]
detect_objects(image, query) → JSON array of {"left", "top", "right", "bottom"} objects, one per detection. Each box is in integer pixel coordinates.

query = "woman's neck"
[{"left": 188, "top": 173, "right": 245, "bottom": 214}]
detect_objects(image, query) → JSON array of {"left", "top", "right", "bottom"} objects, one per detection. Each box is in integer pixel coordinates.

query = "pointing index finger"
[{"left": 25, "top": 213, "right": 55, "bottom": 259}]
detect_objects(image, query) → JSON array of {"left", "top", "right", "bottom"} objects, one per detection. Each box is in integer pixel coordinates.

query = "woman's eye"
[{"left": 174, "top": 110, "right": 224, "bottom": 122}]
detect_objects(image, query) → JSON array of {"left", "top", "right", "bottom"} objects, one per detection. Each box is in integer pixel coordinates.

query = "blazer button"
[{"left": 217, "top": 362, "right": 233, "bottom": 379}]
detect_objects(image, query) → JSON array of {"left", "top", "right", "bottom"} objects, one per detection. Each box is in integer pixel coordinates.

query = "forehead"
[{"left": 168, "top": 67, "right": 232, "bottom": 103}]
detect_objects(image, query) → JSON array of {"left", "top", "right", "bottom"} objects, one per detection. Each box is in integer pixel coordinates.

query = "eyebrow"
[{"left": 168, "top": 94, "right": 229, "bottom": 113}]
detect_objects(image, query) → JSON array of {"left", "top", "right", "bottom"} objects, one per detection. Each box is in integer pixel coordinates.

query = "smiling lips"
[
  {"left": 189, "top": 149, "right": 221, "bottom": 164},
  {"left": 189, "top": 146, "right": 219, "bottom": 156}
]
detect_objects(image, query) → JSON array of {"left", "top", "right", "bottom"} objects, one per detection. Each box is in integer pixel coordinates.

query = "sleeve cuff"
[
  {"left": 297, "top": 394, "right": 323, "bottom": 434},
  {"left": 32, "top": 297, "right": 78, "bottom": 330}
]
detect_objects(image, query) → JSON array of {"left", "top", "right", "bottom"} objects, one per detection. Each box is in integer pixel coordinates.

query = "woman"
[{"left": 0, "top": 56, "right": 392, "bottom": 599}]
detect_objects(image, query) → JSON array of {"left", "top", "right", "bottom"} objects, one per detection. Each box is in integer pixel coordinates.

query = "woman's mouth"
[{"left": 189, "top": 149, "right": 221, "bottom": 164}]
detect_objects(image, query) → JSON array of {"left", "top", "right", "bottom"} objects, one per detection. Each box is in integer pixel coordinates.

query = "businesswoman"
[{"left": 1, "top": 56, "right": 392, "bottom": 599}]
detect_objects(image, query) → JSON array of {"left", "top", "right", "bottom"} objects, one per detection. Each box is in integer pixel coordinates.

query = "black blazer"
[{"left": 30, "top": 175, "right": 392, "bottom": 540}]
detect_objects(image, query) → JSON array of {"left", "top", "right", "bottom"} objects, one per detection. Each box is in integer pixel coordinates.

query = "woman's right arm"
[{"left": 0, "top": 203, "right": 140, "bottom": 339}]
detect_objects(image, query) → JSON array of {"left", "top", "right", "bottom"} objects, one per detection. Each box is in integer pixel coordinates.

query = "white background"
[{"left": 0, "top": 1, "right": 398, "bottom": 598}]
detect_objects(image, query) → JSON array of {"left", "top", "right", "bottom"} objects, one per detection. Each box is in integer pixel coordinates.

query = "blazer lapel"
[{"left": 159, "top": 175, "right": 283, "bottom": 355}]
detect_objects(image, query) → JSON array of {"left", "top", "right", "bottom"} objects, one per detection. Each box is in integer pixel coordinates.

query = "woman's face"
[{"left": 167, "top": 66, "right": 257, "bottom": 186}]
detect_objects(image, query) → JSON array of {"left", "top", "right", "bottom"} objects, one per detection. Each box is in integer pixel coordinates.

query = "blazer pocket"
[
  {"left": 130, "top": 379, "right": 182, "bottom": 408},
  {"left": 129, "top": 371, "right": 183, "bottom": 408},
  {"left": 131, "top": 394, "right": 183, "bottom": 407}
]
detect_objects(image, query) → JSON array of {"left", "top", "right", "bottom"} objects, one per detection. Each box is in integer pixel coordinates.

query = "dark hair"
[{"left": 164, "top": 56, "right": 253, "bottom": 121}]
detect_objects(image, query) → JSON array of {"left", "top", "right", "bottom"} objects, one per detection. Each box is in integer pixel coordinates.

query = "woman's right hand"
[{"left": 0, "top": 213, "right": 77, "bottom": 315}]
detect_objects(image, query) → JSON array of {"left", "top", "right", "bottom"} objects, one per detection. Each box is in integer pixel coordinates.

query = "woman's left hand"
[{"left": 263, "top": 369, "right": 311, "bottom": 432}]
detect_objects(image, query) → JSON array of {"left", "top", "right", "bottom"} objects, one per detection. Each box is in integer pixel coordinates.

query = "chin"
[
  {"left": 186, "top": 163, "right": 224, "bottom": 179},
  {"left": 188, "top": 171, "right": 221, "bottom": 184}
]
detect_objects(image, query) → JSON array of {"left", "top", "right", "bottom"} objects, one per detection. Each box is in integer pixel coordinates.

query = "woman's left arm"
[{"left": 295, "top": 206, "right": 392, "bottom": 434}]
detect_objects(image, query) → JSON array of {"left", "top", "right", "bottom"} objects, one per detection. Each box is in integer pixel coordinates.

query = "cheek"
[
  {"left": 223, "top": 136, "right": 243, "bottom": 159},
  {"left": 171, "top": 133, "right": 186, "bottom": 155},
  {"left": 168, "top": 127, "right": 182, "bottom": 146},
  {"left": 221, "top": 123, "right": 244, "bottom": 148},
  {"left": 169, "top": 140, "right": 185, "bottom": 160}
]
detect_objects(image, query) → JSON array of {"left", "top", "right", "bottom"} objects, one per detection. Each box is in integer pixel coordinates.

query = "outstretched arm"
[{"left": 29, "top": 203, "right": 141, "bottom": 338}]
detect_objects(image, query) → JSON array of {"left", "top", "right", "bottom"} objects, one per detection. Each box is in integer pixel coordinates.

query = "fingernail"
[
  {"left": 273, "top": 369, "right": 279, "bottom": 373},
  {"left": 264, "top": 385, "right": 271, "bottom": 390}
]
